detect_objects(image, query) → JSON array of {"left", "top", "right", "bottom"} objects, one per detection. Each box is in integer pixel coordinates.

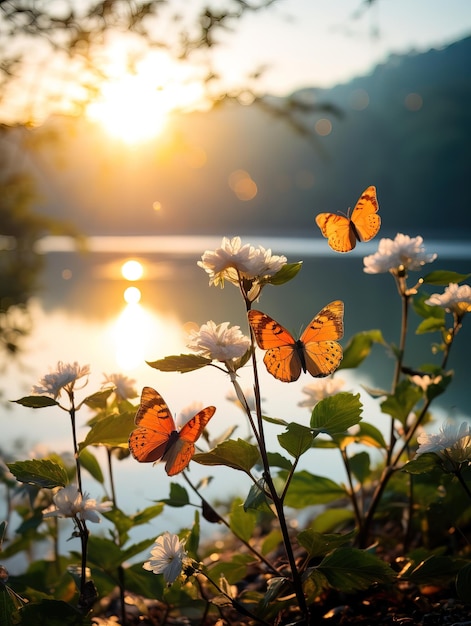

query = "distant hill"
[{"left": 30, "top": 35, "right": 471, "bottom": 238}]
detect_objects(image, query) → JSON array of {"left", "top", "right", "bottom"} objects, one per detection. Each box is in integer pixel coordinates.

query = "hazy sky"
[{"left": 214, "top": 0, "right": 471, "bottom": 94}]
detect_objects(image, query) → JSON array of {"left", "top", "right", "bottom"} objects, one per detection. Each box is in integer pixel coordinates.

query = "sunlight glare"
[
  {"left": 86, "top": 51, "right": 205, "bottom": 144},
  {"left": 121, "top": 260, "right": 144, "bottom": 281},
  {"left": 111, "top": 303, "right": 152, "bottom": 370},
  {"left": 124, "top": 286, "right": 141, "bottom": 304}
]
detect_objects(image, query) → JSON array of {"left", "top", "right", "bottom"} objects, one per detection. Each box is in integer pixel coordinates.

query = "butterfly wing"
[
  {"left": 350, "top": 185, "right": 381, "bottom": 243},
  {"left": 248, "top": 310, "right": 303, "bottom": 382},
  {"left": 315, "top": 213, "right": 356, "bottom": 253},
  {"left": 300, "top": 300, "right": 344, "bottom": 377},
  {"left": 128, "top": 387, "right": 177, "bottom": 463},
  {"left": 163, "top": 406, "right": 216, "bottom": 476}
]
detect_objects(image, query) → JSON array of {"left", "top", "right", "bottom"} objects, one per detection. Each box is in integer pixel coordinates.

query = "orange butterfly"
[
  {"left": 248, "top": 301, "right": 344, "bottom": 383},
  {"left": 315, "top": 186, "right": 380, "bottom": 252},
  {"left": 129, "top": 387, "right": 216, "bottom": 476}
]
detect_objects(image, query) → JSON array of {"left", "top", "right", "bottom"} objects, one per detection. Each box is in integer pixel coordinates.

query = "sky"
[
  {"left": 209, "top": 0, "right": 471, "bottom": 94},
  {"left": 2, "top": 0, "right": 471, "bottom": 126}
]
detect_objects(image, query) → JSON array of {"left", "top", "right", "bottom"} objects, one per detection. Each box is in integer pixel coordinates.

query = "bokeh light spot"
[
  {"left": 405, "top": 93, "right": 423, "bottom": 111},
  {"left": 315, "top": 118, "right": 332, "bottom": 136},
  {"left": 228, "top": 169, "right": 258, "bottom": 201}
]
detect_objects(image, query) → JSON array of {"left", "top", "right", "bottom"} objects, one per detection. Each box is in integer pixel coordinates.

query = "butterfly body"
[
  {"left": 316, "top": 186, "right": 380, "bottom": 252},
  {"left": 248, "top": 301, "right": 344, "bottom": 382},
  {"left": 129, "top": 387, "right": 215, "bottom": 475}
]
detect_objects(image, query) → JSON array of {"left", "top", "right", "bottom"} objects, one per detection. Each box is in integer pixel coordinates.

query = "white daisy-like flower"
[
  {"left": 187, "top": 320, "right": 250, "bottom": 362},
  {"left": 198, "top": 236, "right": 286, "bottom": 288},
  {"left": 102, "top": 373, "right": 138, "bottom": 401},
  {"left": 32, "top": 362, "right": 90, "bottom": 399},
  {"left": 143, "top": 532, "right": 189, "bottom": 584},
  {"left": 42, "top": 485, "right": 112, "bottom": 523},
  {"left": 425, "top": 283, "right": 471, "bottom": 319},
  {"left": 298, "top": 378, "right": 346, "bottom": 409},
  {"left": 363, "top": 234, "right": 437, "bottom": 275},
  {"left": 416, "top": 421, "right": 471, "bottom": 466}
]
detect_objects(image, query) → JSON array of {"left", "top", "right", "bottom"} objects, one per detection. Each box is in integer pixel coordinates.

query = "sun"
[{"left": 86, "top": 51, "right": 204, "bottom": 144}]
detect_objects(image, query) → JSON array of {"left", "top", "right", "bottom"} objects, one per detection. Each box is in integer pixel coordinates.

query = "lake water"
[{"left": 2, "top": 235, "right": 470, "bottom": 572}]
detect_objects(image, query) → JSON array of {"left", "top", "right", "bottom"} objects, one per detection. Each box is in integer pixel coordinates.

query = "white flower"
[
  {"left": 42, "top": 485, "right": 112, "bottom": 523},
  {"left": 363, "top": 234, "right": 437, "bottom": 275},
  {"left": 187, "top": 320, "right": 250, "bottom": 362},
  {"left": 198, "top": 236, "right": 287, "bottom": 288},
  {"left": 32, "top": 362, "right": 90, "bottom": 399},
  {"left": 416, "top": 421, "right": 471, "bottom": 465},
  {"left": 102, "top": 373, "right": 138, "bottom": 401},
  {"left": 143, "top": 532, "right": 189, "bottom": 584},
  {"left": 425, "top": 283, "right": 471, "bottom": 318},
  {"left": 298, "top": 378, "right": 346, "bottom": 409}
]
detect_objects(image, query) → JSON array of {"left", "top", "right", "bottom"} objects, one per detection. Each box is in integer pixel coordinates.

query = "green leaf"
[
  {"left": 267, "top": 261, "right": 303, "bottom": 285},
  {"left": 282, "top": 471, "right": 347, "bottom": 508},
  {"left": 266, "top": 452, "right": 292, "bottom": 470},
  {"left": 339, "top": 330, "right": 385, "bottom": 369},
  {"left": 11, "top": 395, "right": 59, "bottom": 409},
  {"left": 161, "top": 483, "right": 190, "bottom": 507},
  {"left": 79, "top": 411, "right": 135, "bottom": 451},
  {"left": 244, "top": 480, "right": 273, "bottom": 514},
  {"left": 193, "top": 439, "right": 260, "bottom": 474},
  {"left": 297, "top": 529, "right": 355, "bottom": 558},
  {"left": 456, "top": 562, "right": 471, "bottom": 603},
  {"left": 412, "top": 291, "right": 446, "bottom": 319},
  {"left": 308, "top": 508, "right": 354, "bottom": 534},
  {"left": 15, "top": 599, "right": 88, "bottom": 626},
  {"left": 318, "top": 548, "right": 394, "bottom": 592},
  {"left": 229, "top": 499, "right": 257, "bottom": 543},
  {"left": 425, "top": 372, "right": 453, "bottom": 401},
  {"left": 185, "top": 509, "right": 200, "bottom": 558},
  {"left": 422, "top": 270, "right": 470, "bottom": 285},
  {"left": 262, "top": 414, "right": 289, "bottom": 427},
  {"left": 7, "top": 459, "right": 68, "bottom": 489},
  {"left": 402, "top": 453, "right": 443, "bottom": 474},
  {"left": 416, "top": 317, "right": 446, "bottom": 334},
  {"left": 401, "top": 555, "right": 464, "bottom": 585},
  {"left": 278, "top": 422, "right": 313, "bottom": 459},
  {"left": 146, "top": 354, "right": 211, "bottom": 373},
  {"left": 78, "top": 448, "right": 104, "bottom": 484},
  {"left": 349, "top": 451, "right": 371, "bottom": 483},
  {"left": 132, "top": 504, "right": 165, "bottom": 526},
  {"left": 380, "top": 380, "right": 423, "bottom": 425},
  {"left": 81, "top": 388, "right": 114, "bottom": 410},
  {"left": 353, "top": 422, "right": 387, "bottom": 449},
  {"left": 310, "top": 393, "right": 362, "bottom": 435}
]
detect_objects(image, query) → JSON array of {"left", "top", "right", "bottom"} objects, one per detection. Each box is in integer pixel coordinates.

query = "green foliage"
[
  {"left": 339, "top": 330, "right": 385, "bottom": 369},
  {"left": 278, "top": 422, "right": 313, "bottom": 458},
  {"left": 79, "top": 411, "right": 135, "bottom": 451},
  {"left": 7, "top": 459, "right": 68, "bottom": 489},
  {"left": 12, "top": 395, "right": 59, "bottom": 408},
  {"left": 146, "top": 354, "right": 212, "bottom": 373},
  {"left": 193, "top": 439, "right": 260, "bottom": 474},
  {"left": 315, "top": 548, "right": 394, "bottom": 592},
  {"left": 310, "top": 392, "right": 363, "bottom": 434},
  {"left": 267, "top": 261, "right": 303, "bottom": 285},
  {"left": 422, "top": 270, "right": 470, "bottom": 285},
  {"left": 281, "top": 471, "right": 347, "bottom": 508},
  {"left": 380, "top": 379, "right": 423, "bottom": 426}
]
